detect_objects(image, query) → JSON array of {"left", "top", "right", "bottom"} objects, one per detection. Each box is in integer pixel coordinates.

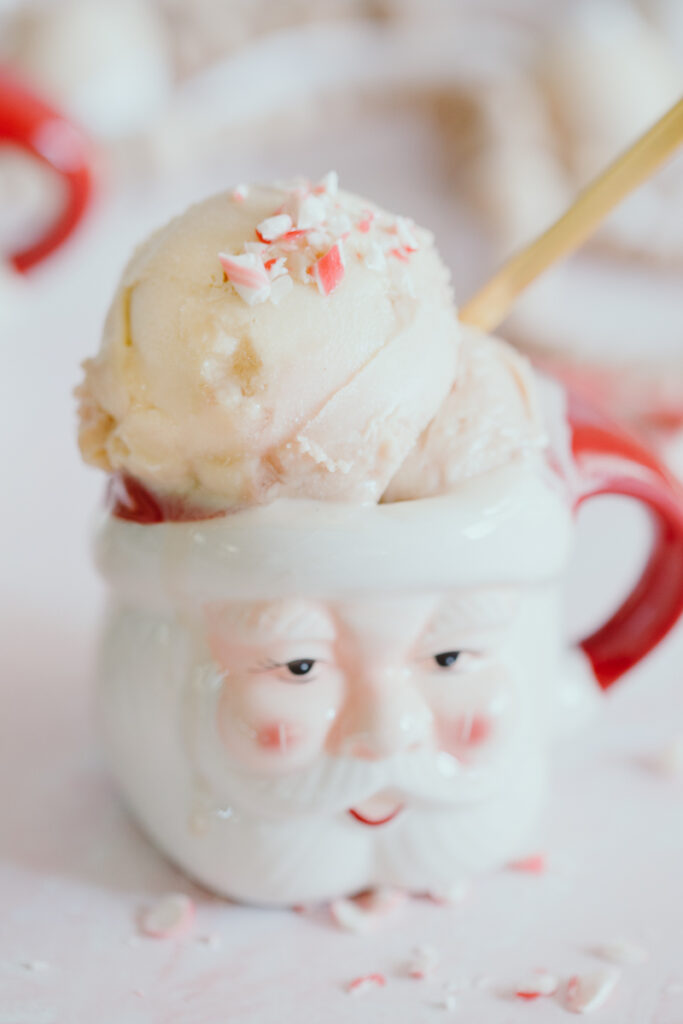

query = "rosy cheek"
[
  {"left": 437, "top": 713, "right": 493, "bottom": 756},
  {"left": 256, "top": 721, "right": 306, "bottom": 754}
]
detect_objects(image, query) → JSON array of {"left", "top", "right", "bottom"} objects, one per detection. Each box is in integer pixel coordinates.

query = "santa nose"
[{"left": 332, "top": 670, "right": 433, "bottom": 760}]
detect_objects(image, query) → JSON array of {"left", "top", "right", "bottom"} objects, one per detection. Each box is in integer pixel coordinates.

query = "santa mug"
[
  {"left": 0, "top": 68, "right": 93, "bottom": 272},
  {"left": 94, "top": 381, "right": 683, "bottom": 905}
]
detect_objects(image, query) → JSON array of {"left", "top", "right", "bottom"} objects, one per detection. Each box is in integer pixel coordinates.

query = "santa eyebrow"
[
  {"left": 423, "top": 588, "right": 522, "bottom": 636},
  {"left": 254, "top": 609, "right": 335, "bottom": 641},
  {"left": 219, "top": 602, "right": 336, "bottom": 643}
]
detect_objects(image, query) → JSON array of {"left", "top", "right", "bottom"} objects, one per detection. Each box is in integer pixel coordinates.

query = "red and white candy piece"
[
  {"left": 346, "top": 973, "right": 386, "bottom": 996},
  {"left": 219, "top": 251, "right": 269, "bottom": 289},
  {"left": 361, "top": 887, "right": 407, "bottom": 915},
  {"left": 407, "top": 944, "right": 439, "bottom": 979},
  {"left": 516, "top": 970, "right": 559, "bottom": 1000},
  {"left": 290, "top": 193, "right": 326, "bottom": 230},
  {"left": 317, "top": 170, "right": 338, "bottom": 196},
  {"left": 509, "top": 853, "right": 546, "bottom": 874},
  {"left": 330, "top": 898, "right": 373, "bottom": 933},
  {"left": 395, "top": 216, "right": 419, "bottom": 251},
  {"left": 313, "top": 242, "right": 345, "bottom": 296},
  {"left": 218, "top": 252, "right": 270, "bottom": 306},
  {"left": 330, "top": 888, "right": 406, "bottom": 932},
  {"left": 139, "top": 893, "right": 195, "bottom": 939},
  {"left": 232, "top": 183, "right": 248, "bottom": 203},
  {"left": 364, "top": 241, "right": 386, "bottom": 272},
  {"left": 565, "top": 969, "right": 620, "bottom": 1014},
  {"left": 264, "top": 256, "right": 286, "bottom": 276},
  {"left": 357, "top": 209, "right": 375, "bottom": 233},
  {"left": 256, "top": 213, "right": 293, "bottom": 242}
]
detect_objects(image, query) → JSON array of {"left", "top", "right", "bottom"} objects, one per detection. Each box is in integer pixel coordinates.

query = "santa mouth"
[{"left": 348, "top": 792, "right": 405, "bottom": 826}]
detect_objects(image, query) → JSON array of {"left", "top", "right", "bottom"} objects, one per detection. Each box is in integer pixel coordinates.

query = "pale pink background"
[{"left": 2, "top": 51, "right": 683, "bottom": 1024}]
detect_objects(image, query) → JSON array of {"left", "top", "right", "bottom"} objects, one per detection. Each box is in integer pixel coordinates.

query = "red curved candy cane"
[
  {"left": 570, "top": 392, "right": 683, "bottom": 688},
  {"left": 0, "top": 67, "right": 94, "bottom": 272}
]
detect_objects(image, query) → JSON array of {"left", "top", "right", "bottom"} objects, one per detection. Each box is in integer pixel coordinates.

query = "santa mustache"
[
  {"left": 196, "top": 720, "right": 504, "bottom": 820},
  {"left": 188, "top": 662, "right": 512, "bottom": 820}
]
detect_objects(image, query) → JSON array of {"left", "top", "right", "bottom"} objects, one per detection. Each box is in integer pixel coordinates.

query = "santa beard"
[
  {"left": 172, "top": 670, "right": 548, "bottom": 904},
  {"left": 155, "top": 754, "right": 548, "bottom": 906}
]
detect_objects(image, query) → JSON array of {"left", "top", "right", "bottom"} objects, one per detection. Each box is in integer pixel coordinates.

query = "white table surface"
[{"left": 2, "top": 80, "right": 683, "bottom": 1024}]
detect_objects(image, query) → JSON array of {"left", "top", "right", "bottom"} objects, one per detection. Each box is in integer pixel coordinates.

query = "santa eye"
[
  {"left": 434, "top": 651, "right": 461, "bottom": 669},
  {"left": 285, "top": 659, "right": 316, "bottom": 677}
]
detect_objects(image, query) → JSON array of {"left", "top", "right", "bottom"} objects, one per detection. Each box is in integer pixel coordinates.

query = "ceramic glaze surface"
[{"left": 96, "top": 465, "right": 595, "bottom": 905}]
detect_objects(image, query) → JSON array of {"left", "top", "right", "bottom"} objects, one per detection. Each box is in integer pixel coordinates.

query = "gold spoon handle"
[{"left": 459, "top": 96, "right": 683, "bottom": 333}]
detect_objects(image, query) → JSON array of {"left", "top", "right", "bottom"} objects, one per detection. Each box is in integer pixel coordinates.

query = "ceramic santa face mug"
[
  {"left": 94, "top": 385, "right": 683, "bottom": 906},
  {"left": 0, "top": 68, "right": 93, "bottom": 272}
]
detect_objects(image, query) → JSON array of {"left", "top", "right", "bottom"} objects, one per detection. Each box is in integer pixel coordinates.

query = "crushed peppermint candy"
[
  {"left": 364, "top": 241, "right": 386, "bottom": 272},
  {"left": 395, "top": 215, "right": 419, "bottom": 250},
  {"left": 516, "top": 970, "right": 559, "bottom": 1000},
  {"left": 289, "top": 193, "right": 326, "bottom": 230},
  {"left": 509, "top": 853, "right": 546, "bottom": 874},
  {"left": 139, "top": 893, "right": 195, "bottom": 939},
  {"left": 330, "top": 888, "right": 406, "bottom": 932},
  {"left": 218, "top": 173, "right": 420, "bottom": 307},
  {"left": 346, "top": 973, "right": 387, "bottom": 996},
  {"left": 256, "top": 213, "right": 293, "bottom": 242},
  {"left": 407, "top": 944, "right": 439, "bottom": 979},
  {"left": 317, "top": 170, "right": 338, "bottom": 196},
  {"left": 357, "top": 209, "right": 375, "bottom": 233},
  {"left": 313, "top": 242, "right": 345, "bottom": 296},
  {"left": 433, "top": 981, "right": 464, "bottom": 1011},
  {"left": 218, "top": 252, "right": 270, "bottom": 306},
  {"left": 565, "top": 969, "right": 620, "bottom": 1014},
  {"left": 360, "top": 887, "right": 407, "bottom": 915},
  {"left": 330, "top": 898, "right": 374, "bottom": 933},
  {"left": 593, "top": 939, "right": 648, "bottom": 966}
]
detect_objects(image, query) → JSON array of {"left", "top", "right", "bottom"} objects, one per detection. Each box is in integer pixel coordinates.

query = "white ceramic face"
[
  {"left": 203, "top": 588, "right": 524, "bottom": 827},
  {"left": 97, "top": 462, "right": 581, "bottom": 903}
]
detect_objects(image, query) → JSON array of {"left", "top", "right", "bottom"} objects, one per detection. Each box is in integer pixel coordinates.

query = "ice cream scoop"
[
  {"left": 384, "top": 330, "right": 546, "bottom": 502},
  {"left": 78, "top": 175, "right": 461, "bottom": 511}
]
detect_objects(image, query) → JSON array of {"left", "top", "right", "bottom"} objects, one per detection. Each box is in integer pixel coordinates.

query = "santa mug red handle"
[
  {"left": 570, "top": 393, "right": 683, "bottom": 689},
  {"left": 0, "top": 67, "right": 94, "bottom": 272}
]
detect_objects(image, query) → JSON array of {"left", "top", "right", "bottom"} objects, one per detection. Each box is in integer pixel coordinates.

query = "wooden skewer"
[{"left": 458, "top": 96, "right": 683, "bottom": 333}]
